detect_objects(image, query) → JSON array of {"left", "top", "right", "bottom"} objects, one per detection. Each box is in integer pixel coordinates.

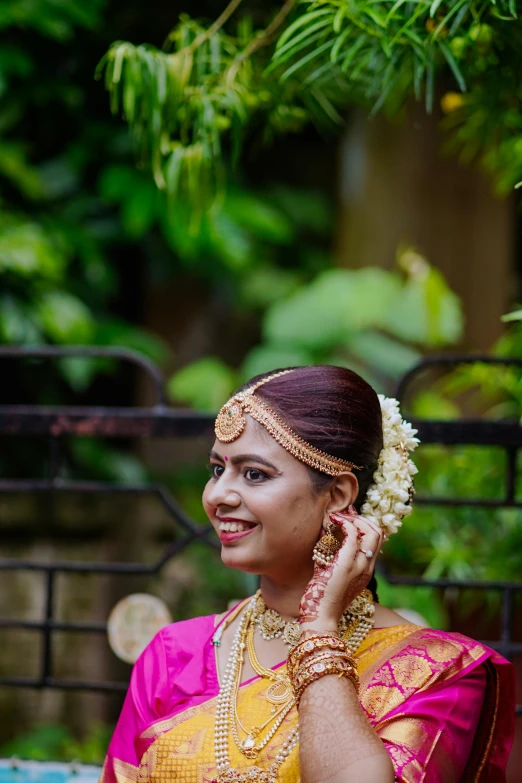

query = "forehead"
[{"left": 211, "top": 415, "right": 298, "bottom": 467}]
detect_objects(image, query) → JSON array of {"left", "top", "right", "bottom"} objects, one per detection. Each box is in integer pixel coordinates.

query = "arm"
[
  {"left": 296, "top": 510, "right": 395, "bottom": 783},
  {"left": 99, "top": 630, "right": 168, "bottom": 783},
  {"left": 299, "top": 663, "right": 395, "bottom": 783}
]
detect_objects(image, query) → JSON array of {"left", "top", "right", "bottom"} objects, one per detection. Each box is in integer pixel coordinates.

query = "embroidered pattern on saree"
[{"left": 101, "top": 625, "right": 498, "bottom": 783}]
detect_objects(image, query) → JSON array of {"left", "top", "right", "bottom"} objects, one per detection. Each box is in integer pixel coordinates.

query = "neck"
[{"left": 259, "top": 571, "right": 313, "bottom": 619}]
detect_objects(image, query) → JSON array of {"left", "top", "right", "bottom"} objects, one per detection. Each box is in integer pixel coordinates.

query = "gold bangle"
[
  {"left": 292, "top": 649, "right": 354, "bottom": 677},
  {"left": 293, "top": 657, "right": 359, "bottom": 705},
  {"left": 288, "top": 634, "right": 346, "bottom": 676}
]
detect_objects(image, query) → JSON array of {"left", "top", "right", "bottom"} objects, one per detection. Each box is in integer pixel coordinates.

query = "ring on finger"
[{"left": 360, "top": 548, "right": 374, "bottom": 559}]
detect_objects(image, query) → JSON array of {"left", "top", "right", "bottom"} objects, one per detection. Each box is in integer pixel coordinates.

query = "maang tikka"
[{"left": 214, "top": 369, "right": 363, "bottom": 477}]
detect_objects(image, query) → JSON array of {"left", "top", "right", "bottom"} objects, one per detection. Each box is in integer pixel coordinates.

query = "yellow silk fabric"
[{"left": 138, "top": 626, "right": 417, "bottom": 783}]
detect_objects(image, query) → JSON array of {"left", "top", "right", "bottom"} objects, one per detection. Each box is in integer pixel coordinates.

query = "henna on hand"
[
  {"left": 299, "top": 554, "right": 340, "bottom": 624},
  {"left": 299, "top": 510, "right": 383, "bottom": 627}
]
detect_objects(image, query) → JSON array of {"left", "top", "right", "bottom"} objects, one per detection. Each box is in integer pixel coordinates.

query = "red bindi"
[{"left": 224, "top": 456, "right": 228, "bottom": 461}]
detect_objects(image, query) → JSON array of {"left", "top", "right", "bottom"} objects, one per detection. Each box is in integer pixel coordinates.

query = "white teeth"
[{"left": 219, "top": 521, "right": 252, "bottom": 533}]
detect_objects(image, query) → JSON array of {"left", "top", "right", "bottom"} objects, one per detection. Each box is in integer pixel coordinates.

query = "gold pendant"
[
  {"left": 266, "top": 678, "right": 292, "bottom": 704},
  {"left": 259, "top": 608, "right": 285, "bottom": 637},
  {"left": 241, "top": 735, "right": 256, "bottom": 751},
  {"left": 283, "top": 620, "right": 301, "bottom": 647}
]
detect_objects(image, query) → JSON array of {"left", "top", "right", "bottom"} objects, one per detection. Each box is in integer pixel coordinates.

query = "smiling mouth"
[{"left": 218, "top": 520, "right": 256, "bottom": 533}]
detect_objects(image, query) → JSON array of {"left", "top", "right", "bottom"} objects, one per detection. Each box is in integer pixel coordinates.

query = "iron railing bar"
[
  {"left": 41, "top": 571, "right": 55, "bottom": 681},
  {"left": 505, "top": 447, "right": 518, "bottom": 505},
  {"left": 0, "top": 346, "right": 169, "bottom": 407},
  {"left": 0, "top": 407, "right": 215, "bottom": 438},
  {"left": 154, "top": 485, "right": 216, "bottom": 540},
  {"left": 0, "top": 480, "right": 170, "bottom": 493},
  {"left": 382, "top": 574, "right": 522, "bottom": 590},
  {"left": 0, "top": 619, "right": 108, "bottom": 632},
  {"left": 478, "top": 641, "right": 522, "bottom": 654},
  {"left": 0, "top": 677, "right": 128, "bottom": 692},
  {"left": 501, "top": 587, "right": 513, "bottom": 644},
  {"left": 0, "top": 535, "right": 205, "bottom": 573},
  {"left": 414, "top": 497, "right": 522, "bottom": 507},
  {"left": 396, "top": 355, "right": 522, "bottom": 404}
]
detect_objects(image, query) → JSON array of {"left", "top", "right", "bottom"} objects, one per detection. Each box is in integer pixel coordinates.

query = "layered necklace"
[
  {"left": 211, "top": 589, "right": 375, "bottom": 783},
  {"left": 252, "top": 588, "right": 375, "bottom": 655}
]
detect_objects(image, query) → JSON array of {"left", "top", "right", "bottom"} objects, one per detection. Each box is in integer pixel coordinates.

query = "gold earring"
[{"left": 312, "top": 518, "right": 342, "bottom": 567}]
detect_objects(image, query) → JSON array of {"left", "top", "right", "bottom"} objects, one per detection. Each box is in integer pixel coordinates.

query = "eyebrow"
[{"left": 209, "top": 450, "right": 281, "bottom": 472}]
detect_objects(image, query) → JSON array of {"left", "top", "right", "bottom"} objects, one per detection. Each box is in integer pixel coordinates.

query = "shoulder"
[
  {"left": 134, "top": 613, "right": 216, "bottom": 672},
  {"left": 361, "top": 626, "right": 493, "bottom": 696},
  {"left": 360, "top": 626, "right": 494, "bottom": 723},
  {"left": 130, "top": 613, "right": 218, "bottom": 709},
  {"left": 156, "top": 613, "right": 216, "bottom": 660},
  {"left": 398, "top": 627, "right": 492, "bottom": 669}
]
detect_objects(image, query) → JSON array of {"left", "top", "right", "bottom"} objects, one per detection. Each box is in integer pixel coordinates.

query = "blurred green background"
[{"left": 1, "top": 0, "right": 522, "bottom": 765}]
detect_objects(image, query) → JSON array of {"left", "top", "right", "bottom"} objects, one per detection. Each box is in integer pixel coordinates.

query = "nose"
[{"left": 205, "top": 469, "right": 241, "bottom": 510}]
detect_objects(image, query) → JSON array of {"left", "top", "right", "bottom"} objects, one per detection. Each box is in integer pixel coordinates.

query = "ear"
[{"left": 325, "top": 472, "right": 359, "bottom": 515}]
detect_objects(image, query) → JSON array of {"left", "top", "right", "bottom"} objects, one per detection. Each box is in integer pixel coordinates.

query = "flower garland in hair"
[{"left": 361, "top": 395, "right": 420, "bottom": 538}]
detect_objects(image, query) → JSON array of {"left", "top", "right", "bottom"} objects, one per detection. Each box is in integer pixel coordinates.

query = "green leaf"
[
  {"left": 71, "top": 439, "right": 148, "bottom": 484},
  {"left": 263, "top": 268, "right": 402, "bottom": 350},
  {"left": 241, "top": 345, "right": 313, "bottom": 381},
  {"left": 348, "top": 330, "right": 420, "bottom": 377},
  {"left": 57, "top": 357, "right": 101, "bottom": 392},
  {"left": 276, "top": 8, "right": 334, "bottom": 51},
  {"left": 0, "top": 221, "right": 67, "bottom": 280},
  {"left": 36, "top": 291, "right": 95, "bottom": 344},
  {"left": 438, "top": 41, "right": 466, "bottom": 92},
  {"left": 0, "top": 295, "right": 41, "bottom": 344},
  {"left": 501, "top": 309, "right": 522, "bottom": 323},
  {"left": 223, "top": 191, "right": 294, "bottom": 244},
  {"left": 168, "top": 358, "right": 238, "bottom": 411},
  {"left": 384, "top": 255, "right": 464, "bottom": 346},
  {"left": 238, "top": 265, "right": 301, "bottom": 309},
  {"left": 96, "top": 320, "right": 168, "bottom": 365}
]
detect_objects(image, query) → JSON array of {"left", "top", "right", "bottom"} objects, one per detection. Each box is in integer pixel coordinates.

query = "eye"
[
  {"left": 208, "top": 463, "right": 224, "bottom": 479},
  {"left": 244, "top": 468, "right": 268, "bottom": 482}
]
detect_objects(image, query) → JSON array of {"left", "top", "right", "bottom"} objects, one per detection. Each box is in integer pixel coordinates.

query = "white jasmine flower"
[{"left": 361, "top": 396, "right": 419, "bottom": 537}]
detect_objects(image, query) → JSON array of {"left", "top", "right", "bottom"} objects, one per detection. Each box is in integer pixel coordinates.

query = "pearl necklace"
[
  {"left": 212, "top": 599, "right": 299, "bottom": 783},
  {"left": 212, "top": 589, "right": 375, "bottom": 783}
]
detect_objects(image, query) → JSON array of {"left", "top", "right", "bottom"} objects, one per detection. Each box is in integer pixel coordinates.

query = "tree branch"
[
  {"left": 177, "top": 0, "right": 245, "bottom": 54},
  {"left": 227, "top": 0, "right": 298, "bottom": 79}
]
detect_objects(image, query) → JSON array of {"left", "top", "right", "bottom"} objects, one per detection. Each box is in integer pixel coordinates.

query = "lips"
[
  {"left": 216, "top": 516, "right": 258, "bottom": 544},
  {"left": 218, "top": 526, "right": 257, "bottom": 543}
]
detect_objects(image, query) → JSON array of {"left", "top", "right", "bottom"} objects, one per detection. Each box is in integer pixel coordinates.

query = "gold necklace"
[
  {"left": 214, "top": 600, "right": 300, "bottom": 782},
  {"left": 231, "top": 609, "right": 296, "bottom": 758},
  {"left": 212, "top": 590, "right": 375, "bottom": 782},
  {"left": 252, "top": 588, "right": 375, "bottom": 654},
  {"left": 246, "top": 623, "right": 293, "bottom": 708},
  {"left": 252, "top": 591, "right": 301, "bottom": 646}
]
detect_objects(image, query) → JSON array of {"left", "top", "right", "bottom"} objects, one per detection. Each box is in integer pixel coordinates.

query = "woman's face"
[{"left": 202, "top": 415, "right": 328, "bottom": 583}]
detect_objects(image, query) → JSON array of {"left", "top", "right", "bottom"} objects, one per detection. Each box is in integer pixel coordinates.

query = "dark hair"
[{"left": 236, "top": 365, "right": 383, "bottom": 600}]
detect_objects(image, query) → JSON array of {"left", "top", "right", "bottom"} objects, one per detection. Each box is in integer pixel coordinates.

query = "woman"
[{"left": 100, "top": 365, "right": 515, "bottom": 783}]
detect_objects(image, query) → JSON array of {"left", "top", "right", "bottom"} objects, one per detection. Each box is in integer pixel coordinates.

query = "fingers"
[{"left": 329, "top": 509, "right": 383, "bottom": 568}]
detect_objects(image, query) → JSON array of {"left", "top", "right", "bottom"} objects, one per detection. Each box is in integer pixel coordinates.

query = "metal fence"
[{"left": 0, "top": 348, "right": 520, "bottom": 716}]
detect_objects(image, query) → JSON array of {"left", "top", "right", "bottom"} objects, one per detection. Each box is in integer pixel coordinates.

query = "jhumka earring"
[{"left": 312, "top": 519, "right": 342, "bottom": 567}]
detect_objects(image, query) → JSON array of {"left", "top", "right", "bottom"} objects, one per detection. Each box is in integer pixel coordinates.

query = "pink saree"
[{"left": 100, "top": 606, "right": 515, "bottom": 783}]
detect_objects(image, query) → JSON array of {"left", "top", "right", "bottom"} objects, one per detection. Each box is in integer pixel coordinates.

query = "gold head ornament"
[{"left": 214, "top": 369, "right": 363, "bottom": 476}]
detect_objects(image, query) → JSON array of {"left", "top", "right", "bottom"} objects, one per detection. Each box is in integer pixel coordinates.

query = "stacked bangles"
[{"left": 287, "top": 632, "right": 359, "bottom": 706}]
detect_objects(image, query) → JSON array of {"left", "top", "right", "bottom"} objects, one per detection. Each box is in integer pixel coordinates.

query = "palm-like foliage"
[
  {"left": 100, "top": 0, "right": 522, "bottom": 212},
  {"left": 99, "top": 6, "right": 305, "bottom": 216}
]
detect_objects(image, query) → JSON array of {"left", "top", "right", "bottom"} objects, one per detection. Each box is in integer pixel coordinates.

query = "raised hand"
[{"left": 299, "top": 506, "right": 383, "bottom": 631}]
